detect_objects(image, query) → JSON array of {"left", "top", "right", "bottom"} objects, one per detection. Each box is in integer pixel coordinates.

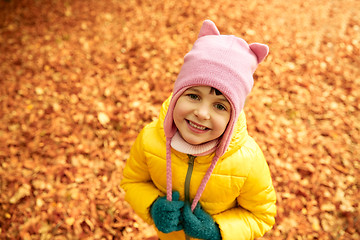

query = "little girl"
[{"left": 121, "top": 20, "right": 276, "bottom": 240}]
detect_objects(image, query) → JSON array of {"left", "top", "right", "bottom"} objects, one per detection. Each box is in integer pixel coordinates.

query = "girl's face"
[{"left": 173, "top": 86, "right": 231, "bottom": 145}]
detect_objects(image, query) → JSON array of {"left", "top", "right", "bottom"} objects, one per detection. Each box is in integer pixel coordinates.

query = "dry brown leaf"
[{"left": 1, "top": 0, "right": 359, "bottom": 239}]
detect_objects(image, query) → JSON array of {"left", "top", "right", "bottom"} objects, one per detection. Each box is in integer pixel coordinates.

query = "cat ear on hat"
[
  {"left": 198, "top": 20, "right": 221, "bottom": 38},
  {"left": 249, "top": 43, "right": 269, "bottom": 63}
]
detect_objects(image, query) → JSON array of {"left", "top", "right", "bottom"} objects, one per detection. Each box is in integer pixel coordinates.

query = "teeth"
[{"left": 189, "top": 121, "right": 206, "bottom": 130}]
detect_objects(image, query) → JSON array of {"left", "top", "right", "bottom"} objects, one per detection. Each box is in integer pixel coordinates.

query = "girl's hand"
[
  {"left": 150, "top": 191, "right": 184, "bottom": 233},
  {"left": 182, "top": 202, "right": 221, "bottom": 240}
]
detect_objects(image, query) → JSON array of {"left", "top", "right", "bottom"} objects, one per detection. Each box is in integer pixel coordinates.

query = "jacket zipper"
[
  {"left": 184, "top": 155, "right": 196, "bottom": 240},
  {"left": 185, "top": 154, "right": 195, "bottom": 202}
]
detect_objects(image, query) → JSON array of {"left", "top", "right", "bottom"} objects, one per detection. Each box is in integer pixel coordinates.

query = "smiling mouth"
[{"left": 187, "top": 120, "right": 208, "bottom": 131}]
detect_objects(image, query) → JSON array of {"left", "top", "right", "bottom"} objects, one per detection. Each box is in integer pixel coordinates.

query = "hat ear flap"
[
  {"left": 198, "top": 20, "right": 221, "bottom": 38},
  {"left": 249, "top": 43, "right": 269, "bottom": 63}
]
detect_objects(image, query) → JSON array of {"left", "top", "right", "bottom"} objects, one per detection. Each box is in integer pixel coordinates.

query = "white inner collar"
[{"left": 170, "top": 131, "right": 219, "bottom": 156}]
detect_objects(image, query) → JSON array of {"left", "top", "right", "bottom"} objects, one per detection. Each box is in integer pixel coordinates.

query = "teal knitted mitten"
[
  {"left": 183, "top": 202, "right": 221, "bottom": 240},
  {"left": 150, "top": 191, "right": 184, "bottom": 233}
]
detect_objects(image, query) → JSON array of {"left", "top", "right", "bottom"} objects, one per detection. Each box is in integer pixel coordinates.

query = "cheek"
[
  {"left": 216, "top": 115, "right": 230, "bottom": 132},
  {"left": 220, "top": 120, "right": 229, "bottom": 132},
  {"left": 173, "top": 99, "right": 190, "bottom": 116},
  {"left": 173, "top": 102, "right": 185, "bottom": 126}
]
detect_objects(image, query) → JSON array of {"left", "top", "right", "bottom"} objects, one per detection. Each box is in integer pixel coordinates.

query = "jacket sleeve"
[
  {"left": 212, "top": 146, "right": 277, "bottom": 240},
  {"left": 120, "top": 127, "right": 162, "bottom": 224}
]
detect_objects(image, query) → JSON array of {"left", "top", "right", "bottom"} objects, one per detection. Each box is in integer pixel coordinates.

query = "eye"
[
  {"left": 187, "top": 94, "right": 200, "bottom": 100},
  {"left": 214, "top": 103, "right": 227, "bottom": 111}
]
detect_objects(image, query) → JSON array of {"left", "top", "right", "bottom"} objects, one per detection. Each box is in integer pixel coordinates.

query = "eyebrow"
[
  {"left": 187, "top": 87, "right": 229, "bottom": 103},
  {"left": 214, "top": 95, "right": 230, "bottom": 104}
]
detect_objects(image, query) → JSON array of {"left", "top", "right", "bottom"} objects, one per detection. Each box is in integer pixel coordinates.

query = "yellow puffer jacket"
[{"left": 120, "top": 96, "right": 276, "bottom": 240}]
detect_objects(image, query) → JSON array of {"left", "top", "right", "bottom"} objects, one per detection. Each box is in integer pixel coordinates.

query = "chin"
[
  {"left": 187, "top": 137, "right": 212, "bottom": 145},
  {"left": 183, "top": 137, "right": 204, "bottom": 145}
]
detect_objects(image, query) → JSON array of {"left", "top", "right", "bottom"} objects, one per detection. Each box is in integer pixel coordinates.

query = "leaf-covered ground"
[{"left": 1, "top": 0, "right": 359, "bottom": 239}]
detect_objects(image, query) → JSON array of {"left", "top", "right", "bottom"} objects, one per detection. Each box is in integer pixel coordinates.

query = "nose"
[{"left": 194, "top": 104, "right": 210, "bottom": 120}]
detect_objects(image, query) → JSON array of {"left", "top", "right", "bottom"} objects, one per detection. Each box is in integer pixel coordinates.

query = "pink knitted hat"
[{"left": 164, "top": 20, "right": 269, "bottom": 210}]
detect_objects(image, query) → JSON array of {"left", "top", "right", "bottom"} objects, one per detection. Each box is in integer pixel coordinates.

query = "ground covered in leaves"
[{"left": 1, "top": 0, "right": 359, "bottom": 239}]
